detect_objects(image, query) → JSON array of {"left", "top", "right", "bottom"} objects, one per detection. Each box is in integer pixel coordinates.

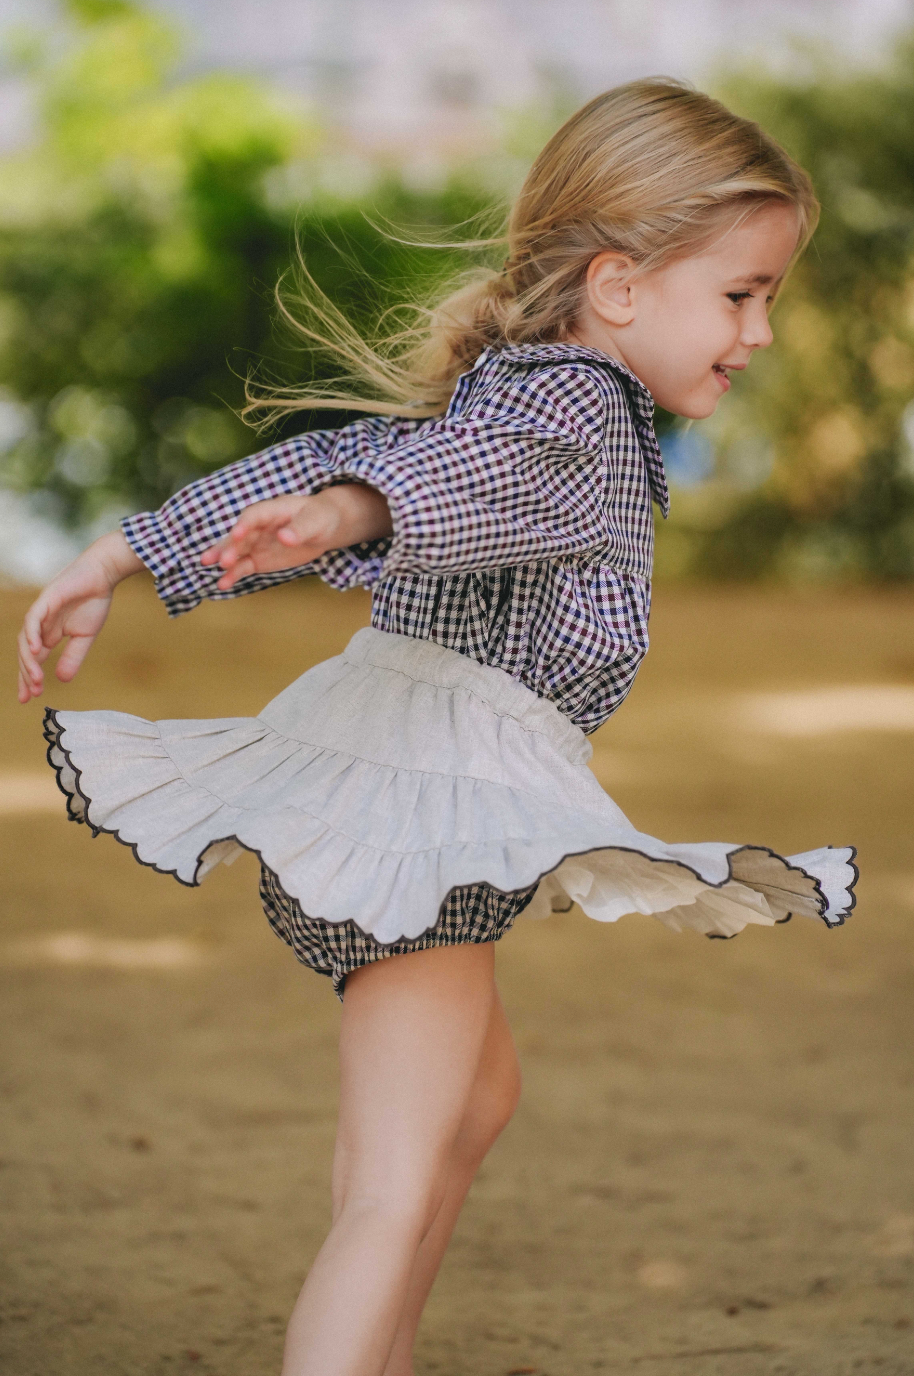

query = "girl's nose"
[{"left": 742, "top": 304, "right": 774, "bottom": 351}]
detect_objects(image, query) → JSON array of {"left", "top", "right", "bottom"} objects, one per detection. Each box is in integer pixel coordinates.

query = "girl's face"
[{"left": 574, "top": 202, "right": 801, "bottom": 418}]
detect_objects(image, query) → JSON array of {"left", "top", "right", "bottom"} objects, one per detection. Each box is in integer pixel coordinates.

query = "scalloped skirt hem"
[{"left": 42, "top": 627, "right": 858, "bottom": 948}]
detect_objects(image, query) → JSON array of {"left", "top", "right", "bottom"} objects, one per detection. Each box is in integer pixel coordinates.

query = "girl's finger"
[
  {"left": 17, "top": 664, "right": 37, "bottom": 697},
  {"left": 228, "top": 513, "right": 260, "bottom": 540},
  {"left": 215, "top": 533, "right": 262, "bottom": 570},
  {"left": 31, "top": 597, "right": 67, "bottom": 653},
  {"left": 16, "top": 638, "right": 43, "bottom": 701},
  {"left": 202, "top": 539, "right": 244, "bottom": 570},
  {"left": 27, "top": 610, "right": 57, "bottom": 659},
  {"left": 39, "top": 620, "right": 63, "bottom": 651},
  {"left": 226, "top": 511, "right": 274, "bottom": 546},
  {"left": 17, "top": 665, "right": 39, "bottom": 703},
  {"left": 16, "top": 626, "right": 46, "bottom": 681},
  {"left": 202, "top": 524, "right": 262, "bottom": 566},
  {"left": 22, "top": 599, "right": 51, "bottom": 656},
  {"left": 215, "top": 560, "right": 245, "bottom": 590},
  {"left": 202, "top": 537, "right": 251, "bottom": 571},
  {"left": 55, "top": 633, "right": 96, "bottom": 683},
  {"left": 16, "top": 647, "right": 40, "bottom": 696},
  {"left": 200, "top": 541, "right": 225, "bottom": 566},
  {"left": 229, "top": 497, "right": 305, "bottom": 540},
  {"left": 17, "top": 626, "right": 36, "bottom": 677},
  {"left": 215, "top": 554, "right": 256, "bottom": 591}
]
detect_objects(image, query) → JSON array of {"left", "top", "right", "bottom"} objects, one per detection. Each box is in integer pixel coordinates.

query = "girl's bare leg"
[
  {"left": 381, "top": 988, "right": 521, "bottom": 1376},
  {"left": 281, "top": 942, "right": 499, "bottom": 1376}
]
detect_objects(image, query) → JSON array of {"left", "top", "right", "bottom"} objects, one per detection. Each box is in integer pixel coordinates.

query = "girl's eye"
[{"left": 726, "top": 291, "right": 752, "bottom": 304}]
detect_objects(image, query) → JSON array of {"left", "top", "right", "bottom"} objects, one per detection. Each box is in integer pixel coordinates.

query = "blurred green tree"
[
  {"left": 0, "top": 0, "right": 487, "bottom": 528},
  {"left": 0, "top": 0, "right": 302, "bottom": 524},
  {"left": 659, "top": 45, "right": 914, "bottom": 579}
]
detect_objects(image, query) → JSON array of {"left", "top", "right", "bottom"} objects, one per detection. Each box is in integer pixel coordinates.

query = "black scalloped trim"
[
  {"left": 44, "top": 707, "right": 200, "bottom": 886},
  {"left": 42, "top": 707, "right": 858, "bottom": 945}
]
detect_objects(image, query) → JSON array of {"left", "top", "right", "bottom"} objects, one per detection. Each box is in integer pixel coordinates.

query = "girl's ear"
[{"left": 585, "top": 251, "right": 638, "bottom": 326}]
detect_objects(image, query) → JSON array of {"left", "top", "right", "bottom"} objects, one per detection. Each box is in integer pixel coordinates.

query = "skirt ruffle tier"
[{"left": 43, "top": 627, "right": 857, "bottom": 945}]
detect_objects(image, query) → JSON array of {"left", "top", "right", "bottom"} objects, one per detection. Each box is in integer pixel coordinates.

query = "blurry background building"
[{"left": 2, "top": 0, "right": 912, "bottom": 163}]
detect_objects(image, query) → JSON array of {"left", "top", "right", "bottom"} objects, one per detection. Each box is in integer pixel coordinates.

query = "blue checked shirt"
[{"left": 122, "top": 343, "right": 669, "bottom": 734}]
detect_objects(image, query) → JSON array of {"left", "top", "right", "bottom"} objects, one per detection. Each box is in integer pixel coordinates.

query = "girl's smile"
[{"left": 712, "top": 361, "right": 746, "bottom": 391}]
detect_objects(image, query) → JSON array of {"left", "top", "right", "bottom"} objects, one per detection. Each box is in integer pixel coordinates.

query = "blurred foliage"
[
  {"left": 2, "top": 0, "right": 914, "bottom": 581},
  {"left": 657, "top": 43, "right": 914, "bottom": 580},
  {"left": 0, "top": 0, "right": 488, "bottom": 528}
]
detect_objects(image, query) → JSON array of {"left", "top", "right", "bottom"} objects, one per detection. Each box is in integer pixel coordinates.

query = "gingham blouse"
[{"left": 122, "top": 342, "right": 669, "bottom": 734}]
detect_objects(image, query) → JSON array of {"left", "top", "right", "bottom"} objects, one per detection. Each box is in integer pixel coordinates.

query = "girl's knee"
[
  {"left": 456, "top": 1054, "right": 522, "bottom": 1164},
  {"left": 333, "top": 1173, "right": 448, "bottom": 1241},
  {"left": 332, "top": 1141, "right": 452, "bottom": 1226}
]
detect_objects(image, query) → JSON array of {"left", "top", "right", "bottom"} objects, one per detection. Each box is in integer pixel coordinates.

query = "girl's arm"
[
  {"left": 119, "top": 415, "right": 422, "bottom": 617},
  {"left": 16, "top": 486, "right": 390, "bottom": 700}
]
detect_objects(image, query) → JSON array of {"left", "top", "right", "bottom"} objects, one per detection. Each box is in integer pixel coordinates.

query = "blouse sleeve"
[
  {"left": 121, "top": 415, "right": 421, "bottom": 617},
  {"left": 333, "top": 362, "right": 618, "bottom": 577},
  {"left": 122, "top": 360, "right": 624, "bottom": 615}
]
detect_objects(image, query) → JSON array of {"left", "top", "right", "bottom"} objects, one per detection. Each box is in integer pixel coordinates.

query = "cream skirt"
[{"left": 44, "top": 627, "right": 856, "bottom": 946}]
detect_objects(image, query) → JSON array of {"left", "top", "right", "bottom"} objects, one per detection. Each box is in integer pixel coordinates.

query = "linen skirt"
[{"left": 43, "top": 626, "right": 857, "bottom": 993}]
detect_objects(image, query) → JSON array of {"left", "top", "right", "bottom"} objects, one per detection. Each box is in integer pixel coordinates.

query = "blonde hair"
[{"left": 245, "top": 77, "right": 818, "bottom": 425}]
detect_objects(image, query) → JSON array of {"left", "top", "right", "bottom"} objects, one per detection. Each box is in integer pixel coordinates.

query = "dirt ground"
[{"left": 1, "top": 576, "right": 913, "bottom": 1376}]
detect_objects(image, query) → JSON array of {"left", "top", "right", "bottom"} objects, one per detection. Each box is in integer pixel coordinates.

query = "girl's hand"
[
  {"left": 201, "top": 484, "right": 393, "bottom": 591},
  {"left": 16, "top": 531, "right": 144, "bottom": 703}
]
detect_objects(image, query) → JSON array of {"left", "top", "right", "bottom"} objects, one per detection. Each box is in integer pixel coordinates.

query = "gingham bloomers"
[{"left": 122, "top": 343, "right": 669, "bottom": 735}]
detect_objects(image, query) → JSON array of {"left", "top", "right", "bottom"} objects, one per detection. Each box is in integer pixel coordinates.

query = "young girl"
[{"left": 17, "top": 79, "right": 856, "bottom": 1376}]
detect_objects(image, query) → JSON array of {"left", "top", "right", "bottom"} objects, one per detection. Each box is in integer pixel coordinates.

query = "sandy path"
[{"left": 1, "top": 578, "right": 912, "bottom": 1375}]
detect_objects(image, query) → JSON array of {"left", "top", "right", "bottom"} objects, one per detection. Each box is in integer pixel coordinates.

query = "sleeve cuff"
[
  {"left": 308, "top": 538, "right": 392, "bottom": 591},
  {"left": 121, "top": 509, "right": 233, "bottom": 616},
  {"left": 121, "top": 509, "right": 183, "bottom": 583}
]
